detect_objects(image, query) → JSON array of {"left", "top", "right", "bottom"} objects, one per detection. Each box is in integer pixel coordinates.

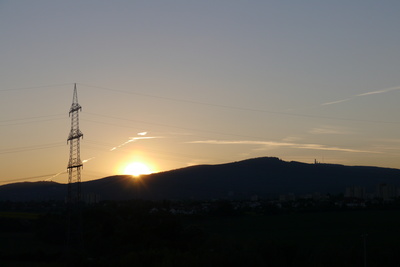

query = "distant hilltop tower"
[{"left": 67, "top": 83, "right": 83, "bottom": 203}]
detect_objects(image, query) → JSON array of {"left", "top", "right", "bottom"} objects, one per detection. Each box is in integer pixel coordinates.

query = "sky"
[{"left": 1, "top": 1, "right": 400, "bottom": 184}]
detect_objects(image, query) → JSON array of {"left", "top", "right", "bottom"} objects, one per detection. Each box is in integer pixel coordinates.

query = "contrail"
[
  {"left": 82, "top": 157, "right": 95, "bottom": 163},
  {"left": 47, "top": 133, "right": 156, "bottom": 182},
  {"left": 321, "top": 98, "right": 352, "bottom": 106},
  {"left": 45, "top": 170, "right": 67, "bottom": 181},
  {"left": 45, "top": 157, "right": 96, "bottom": 181},
  {"left": 321, "top": 86, "right": 400, "bottom": 106},
  {"left": 110, "top": 137, "right": 156, "bottom": 151},
  {"left": 356, "top": 86, "right": 400, "bottom": 96},
  {"left": 110, "top": 139, "right": 134, "bottom": 151},
  {"left": 110, "top": 132, "right": 158, "bottom": 151}
]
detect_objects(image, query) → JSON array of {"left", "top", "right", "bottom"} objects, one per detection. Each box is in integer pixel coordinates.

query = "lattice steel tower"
[{"left": 67, "top": 83, "right": 83, "bottom": 204}]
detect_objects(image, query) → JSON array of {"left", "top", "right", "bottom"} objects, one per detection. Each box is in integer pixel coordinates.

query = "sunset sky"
[{"left": 1, "top": 1, "right": 400, "bottom": 184}]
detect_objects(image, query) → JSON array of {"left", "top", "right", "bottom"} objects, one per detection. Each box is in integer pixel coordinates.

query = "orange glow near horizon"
[
  {"left": 124, "top": 162, "right": 151, "bottom": 177},
  {"left": 116, "top": 151, "right": 157, "bottom": 177}
]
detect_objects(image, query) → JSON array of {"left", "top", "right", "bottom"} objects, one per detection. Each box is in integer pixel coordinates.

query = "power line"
[
  {"left": 79, "top": 83, "right": 400, "bottom": 125},
  {"left": 85, "top": 138, "right": 225, "bottom": 163},
  {"left": 2, "top": 82, "right": 399, "bottom": 124},
  {"left": 0, "top": 114, "right": 65, "bottom": 123},
  {"left": 0, "top": 115, "right": 66, "bottom": 127},
  {"left": 83, "top": 112, "right": 269, "bottom": 141},
  {"left": 0, "top": 173, "right": 61, "bottom": 184},
  {"left": 0, "top": 142, "right": 64, "bottom": 155},
  {"left": 0, "top": 83, "right": 72, "bottom": 92}
]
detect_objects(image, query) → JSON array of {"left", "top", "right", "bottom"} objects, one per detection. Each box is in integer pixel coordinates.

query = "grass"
[
  {"left": 197, "top": 210, "right": 400, "bottom": 238},
  {"left": 0, "top": 212, "right": 40, "bottom": 220},
  {"left": 188, "top": 209, "right": 400, "bottom": 266},
  {"left": 1, "top": 208, "right": 400, "bottom": 266}
]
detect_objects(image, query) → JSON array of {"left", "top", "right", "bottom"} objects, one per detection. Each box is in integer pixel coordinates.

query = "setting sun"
[{"left": 124, "top": 162, "right": 151, "bottom": 177}]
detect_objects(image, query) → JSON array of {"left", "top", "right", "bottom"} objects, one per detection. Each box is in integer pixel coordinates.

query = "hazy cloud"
[
  {"left": 309, "top": 126, "right": 352, "bottom": 135},
  {"left": 189, "top": 139, "right": 378, "bottom": 154},
  {"left": 282, "top": 136, "right": 303, "bottom": 142}
]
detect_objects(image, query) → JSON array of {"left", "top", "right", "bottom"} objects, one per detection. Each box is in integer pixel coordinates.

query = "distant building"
[
  {"left": 345, "top": 186, "right": 366, "bottom": 199},
  {"left": 250, "top": 195, "right": 259, "bottom": 201},
  {"left": 84, "top": 193, "right": 100, "bottom": 204},
  {"left": 376, "top": 183, "right": 397, "bottom": 200},
  {"left": 279, "top": 193, "right": 295, "bottom": 202}
]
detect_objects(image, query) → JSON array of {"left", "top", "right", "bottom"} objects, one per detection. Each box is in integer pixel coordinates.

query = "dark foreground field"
[{"left": 1, "top": 201, "right": 400, "bottom": 267}]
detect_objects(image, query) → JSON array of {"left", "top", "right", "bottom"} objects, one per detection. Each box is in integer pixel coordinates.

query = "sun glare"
[{"left": 124, "top": 162, "right": 151, "bottom": 177}]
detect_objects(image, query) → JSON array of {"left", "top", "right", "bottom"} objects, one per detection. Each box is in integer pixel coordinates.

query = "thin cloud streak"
[
  {"left": 110, "top": 136, "right": 158, "bottom": 151},
  {"left": 321, "top": 98, "right": 352, "bottom": 106},
  {"left": 46, "top": 170, "right": 67, "bottom": 181},
  {"left": 321, "top": 86, "right": 400, "bottom": 106},
  {"left": 82, "top": 157, "right": 95, "bottom": 163},
  {"left": 45, "top": 157, "right": 96, "bottom": 181},
  {"left": 189, "top": 140, "right": 379, "bottom": 154},
  {"left": 356, "top": 86, "right": 400, "bottom": 96}
]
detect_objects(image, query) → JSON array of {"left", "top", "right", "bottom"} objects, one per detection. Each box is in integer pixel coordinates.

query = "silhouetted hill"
[
  {"left": 1, "top": 157, "right": 400, "bottom": 201},
  {"left": 0, "top": 181, "right": 65, "bottom": 201}
]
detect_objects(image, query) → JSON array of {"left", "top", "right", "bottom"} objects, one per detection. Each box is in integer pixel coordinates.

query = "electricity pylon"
[
  {"left": 66, "top": 83, "right": 84, "bottom": 254},
  {"left": 67, "top": 83, "right": 83, "bottom": 203}
]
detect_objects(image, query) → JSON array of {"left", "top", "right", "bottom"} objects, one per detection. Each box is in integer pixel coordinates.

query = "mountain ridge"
[{"left": 1, "top": 157, "right": 400, "bottom": 201}]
